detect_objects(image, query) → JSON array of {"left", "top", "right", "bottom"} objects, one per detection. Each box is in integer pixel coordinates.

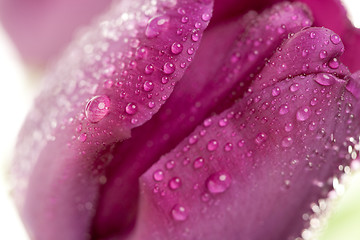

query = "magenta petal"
[
  {"left": 0, "top": 0, "right": 113, "bottom": 64},
  {"left": 134, "top": 61, "right": 355, "bottom": 240},
  {"left": 297, "top": 0, "right": 360, "bottom": 72},
  {"left": 12, "top": 0, "right": 214, "bottom": 239},
  {"left": 94, "top": 2, "right": 313, "bottom": 238}
]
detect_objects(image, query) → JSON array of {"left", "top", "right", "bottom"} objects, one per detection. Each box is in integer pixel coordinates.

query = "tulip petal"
[
  {"left": 93, "top": 2, "right": 313, "bottom": 238},
  {"left": 296, "top": 0, "right": 360, "bottom": 72},
  {"left": 134, "top": 34, "right": 357, "bottom": 239},
  {"left": 12, "top": 0, "right": 214, "bottom": 239},
  {"left": 0, "top": 0, "right": 113, "bottom": 64}
]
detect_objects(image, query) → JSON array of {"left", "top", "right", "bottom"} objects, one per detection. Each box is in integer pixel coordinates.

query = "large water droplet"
[
  {"left": 78, "top": 133, "right": 87, "bottom": 142},
  {"left": 143, "top": 81, "right": 154, "bottom": 91},
  {"left": 171, "top": 42, "right": 183, "bottom": 55},
  {"left": 255, "top": 133, "right": 267, "bottom": 144},
  {"left": 328, "top": 58, "right": 339, "bottom": 69},
  {"left": 145, "top": 15, "right": 170, "bottom": 38},
  {"left": 193, "top": 157, "right": 204, "bottom": 169},
  {"left": 272, "top": 87, "right": 281, "bottom": 97},
  {"left": 330, "top": 34, "right": 341, "bottom": 45},
  {"left": 171, "top": 204, "right": 188, "bottom": 221},
  {"left": 279, "top": 104, "right": 289, "bottom": 115},
  {"left": 85, "top": 95, "right": 110, "bottom": 123},
  {"left": 296, "top": 106, "right": 311, "bottom": 121},
  {"left": 169, "top": 177, "right": 182, "bottom": 190},
  {"left": 125, "top": 103, "right": 137, "bottom": 115},
  {"left": 207, "top": 140, "right": 218, "bottom": 151},
  {"left": 319, "top": 50, "right": 328, "bottom": 59},
  {"left": 153, "top": 170, "right": 164, "bottom": 182},
  {"left": 145, "top": 64, "right": 155, "bottom": 74},
  {"left": 163, "top": 62, "right": 175, "bottom": 74},
  {"left": 206, "top": 171, "right": 232, "bottom": 194},
  {"left": 314, "top": 73, "right": 336, "bottom": 86}
]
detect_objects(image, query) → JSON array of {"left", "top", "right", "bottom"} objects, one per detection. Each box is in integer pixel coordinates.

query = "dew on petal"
[
  {"left": 153, "top": 170, "right": 164, "bottom": 182},
  {"left": 171, "top": 42, "right": 183, "bottom": 55},
  {"left": 206, "top": 171, "right": 232, "bottom": 194},
  {"left": 143, "top": 81, "right": 154, "bottom": 92},
  {"left": 169, "top": 177, "right": 182, "bottom": 190},
  {"left": 330, "top": 34, "right": 341, "bottom": 45},
  {"left": 328, "top": 57, "right": 339, "bottom": 69},
  {"left": 145, "top": 15, "right": 170, "bottom": 38},
  {"left": 279, "top": 104, "right": 289, "bottom": 115},
  {"left": 171, "top": 204, "right": 188, "bottom": 221},
  {"left": 314, "top": 73, "right": 335, "bottom": 86},
  {"left": 207, "top": 140, "right": 218, "bottom": 151},
  {"left": 85, "top": 95, "right": 110, "bottom": 123},
  {"left": 193, "top": 157, "right": 204, "bottom": 169},
  {"left": 296, "top": 106, "right": 311, "bottom": 121},
  {"left": 163, "top": 62, "right": 175, "bottom": 74},
  {"left": 125, "top": 103, "right": 137, "bottom": 115}
]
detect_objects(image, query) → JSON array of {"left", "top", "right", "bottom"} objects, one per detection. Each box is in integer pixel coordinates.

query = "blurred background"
[{"left": 0, "top": 0, "right": 359, "bottom": 239}]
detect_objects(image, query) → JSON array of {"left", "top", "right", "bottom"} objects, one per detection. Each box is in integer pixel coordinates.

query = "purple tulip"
[{"left": 6, "top": 0, "right": 360, "bottom": 240}]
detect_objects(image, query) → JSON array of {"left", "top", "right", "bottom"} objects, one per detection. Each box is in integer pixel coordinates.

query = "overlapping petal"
[
  {"left": 135, "top": 27, "right": 359, "bottom": 240},
  {"left": 12, "top": 0, "right": 213, "bottom": 239}
]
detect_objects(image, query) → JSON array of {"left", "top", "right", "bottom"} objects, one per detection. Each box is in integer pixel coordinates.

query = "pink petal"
[
  {"left": 94, "top": 2, "right": 313, "bottom": 238},
  {"left": 12, "top": 0, "right": 213, "bottom": 239},
  {"left": 131, "top": 27, "right": 356, "bottom": 240},
  {"left": 0, "top": 0, "right": 113, "bottom": 64}
]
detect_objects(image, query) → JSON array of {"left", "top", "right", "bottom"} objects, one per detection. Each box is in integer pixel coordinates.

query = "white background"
[{"left": 0, "top": 0, "right": 359, "bottom": 239}]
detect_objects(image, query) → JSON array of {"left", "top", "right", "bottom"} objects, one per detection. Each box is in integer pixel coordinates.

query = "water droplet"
[
  {"left": 171, "top": 204, "right": 188, "bottom": 221},
  {"left": 181, "top": 16, "right": 189, "bottom": 23},
  {"left": 310, "top": 97, "right": 318, "bottom": 106},
  {"left": 171, "top": 42, "right": 183, "bottom": 55},
  {"left": 203, "top": 118, "right": 212, "bottom": 127},
  {"left": 272, "top": 87, "right": 281, "bottom": 97},
  {"left": 279, "top": 104, "right": 289, "bottom": 115},
  {"left": 285, "top": 122, "right": 293, "bottom": 132},
  {"left": 161, "top": 76, "right": 169, "bottom": 84},
  {"left": 191, "top": 31, "right": 200, "bottom": 42},
  {"left": 85, "top": 95, "right": 111, "bottom": 123},
  {"left": 330, "top": 34, "right": 341, "bottom": 45},
  {"left": 125, "top": 103, "right": 137, "bottom": 115},
  {"left": 296, "top": 106, "right": 311, "bottom": 121},
  {"left": 255, "top": 133, "right": 267, "bottom": 144},
  {"left": 78, "top": 133, "right": 87, "bottom": 142},
  {"left": 153, "top": 170, "right": 164, "bottom": 181},
  {"left": 187, "top": 47, "right": 194, "bottom": 55},
  {"left": 310, "top": 32, "right": 316, "bottom": 39},
  {"left": 314, "top": 73, "right": 336, "bottom": 86},
  {"left": 290, "top": 83, "right": 299, "bottom": 92},
  {"left": 166, "top": 160, "right": 175, "bottom": 170},
  {"left": 193, "top": 157, "right": 204, "bottom": 169},
  {"left": 207, "top": 140, "right": 218, "bottom": 151},
  {"left": 145, "top": 64, "right": 155, "bottom": 74},
  {"left": 143, "top": 81, "right": 154, "bottom": 91},
  {"left": 201, "top": 13, "right": 211, "bottom": 21},
  {"left": 224, "top": 143, "right": 233, "bottom": 152},
  {"left": 145, "top": 15, "right": 170, "bottom": 38},
  {"left": 188, "top": 135, "right": 198, "bottom": 145},
  {"left": 206, "top": 171, "right": 231, "bottom": 194},
  {"left": 328, "top": 58, "right": 339, "bottom": 69},
  {"left": 238, "top": 139, "right": 245, "bottom": 147},
  {"left": 282, "top": 137, "right": 293, "bottom": 148},
  {"left": 319, "top": 50, "right": 328, "bottom": 59},
  {"left": 163, "top": 62, "right": 175, "bottom": 74},
  {"left": 308, "top": 121, "right": 317, "bottom": 131},
  {"left": 169, "top": 177, "right": 182, "bottom": 190},
  {"left": 218, "top": 118, "right": 228, "bottom": 127}
]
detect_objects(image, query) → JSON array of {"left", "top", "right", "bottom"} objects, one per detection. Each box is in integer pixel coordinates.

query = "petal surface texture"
[
  {"left": 133, "top": 27, "right": 359, "bottom": 240},
  {"left": 94, "top": 2, "right": 313, "bottom": 238},
  {"left": 12, "top": 0, "right": 213, "bottom": 239}
]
